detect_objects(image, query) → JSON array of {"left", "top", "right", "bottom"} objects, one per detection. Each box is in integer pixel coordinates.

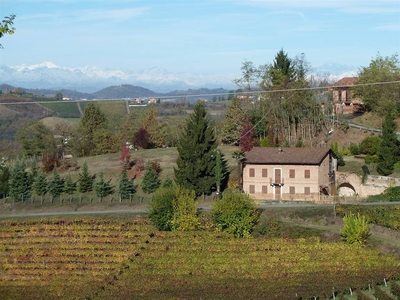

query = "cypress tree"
[
  {"left": 9, "top": 159, "right": 31, "bottom": 202},
  {"left": 174, "top": 101, "right": 217, "bottom": 196},
  {"left": 377, "top": 109, "right": 399, "bottom": 175}
]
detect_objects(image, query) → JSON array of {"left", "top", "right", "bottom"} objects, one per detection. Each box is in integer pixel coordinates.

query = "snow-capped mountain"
[
  {"left": 0, "top": 62, "right": 237, "bottom": 93},
  {"left": 0, "top": 62, "right": 358, "bottom": 93}
]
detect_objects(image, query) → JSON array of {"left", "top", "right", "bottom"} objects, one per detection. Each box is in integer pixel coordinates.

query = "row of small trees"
[{"left": 1, "top": 160, "right": 138, "bottom": 203}]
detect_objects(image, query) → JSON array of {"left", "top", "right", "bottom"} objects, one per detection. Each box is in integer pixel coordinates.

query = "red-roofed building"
[
  {"left": 331, "top": 77, "right": 364, "bottom": 114},
  {"left": 242, "top": 147, "right": 337, "bottom": 201}
]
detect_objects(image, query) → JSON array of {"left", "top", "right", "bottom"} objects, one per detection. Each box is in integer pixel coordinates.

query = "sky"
[{"left": 1, "top": 0, "right": 400, "bottom": 76}]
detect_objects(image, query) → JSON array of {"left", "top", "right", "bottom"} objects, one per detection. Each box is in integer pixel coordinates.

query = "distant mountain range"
[
  {"left": 0, "top": 83, "right": 230, "bottom": 102},
  {"left": 0, "top": 61, "right": 358, "bottom": 95},
  {"left": 0, "top": 62, "right": 238, "bottom": 93}
]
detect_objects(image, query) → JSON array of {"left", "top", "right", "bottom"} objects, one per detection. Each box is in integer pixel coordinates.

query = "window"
[
  {"left": 304, "top": 187, "right": 310, "bottom": 195},
  {"left": 289, "top": 169, "right": 295, "bottom": 178},
  {"left": 305, "top": 169, "right": 310, "bottom": 179},
  {"left": 262, "top": 169, "right": 268, "bottom": 177},
  {"left": 249, "top": 185, "right": 255, "bottom": 194},
  {"left": 262, "top": 185, "right": 268, "bottom": 194},
  {"left": 289, "top": 186, "right": 295, "bottom": 195},
  {"left": 249, "top": 168, "right": 255, "bottom": 177}
]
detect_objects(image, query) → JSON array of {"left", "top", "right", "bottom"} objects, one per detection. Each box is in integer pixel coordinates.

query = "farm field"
[{"left": 0, "top": 216, "right": 400, "bottom": 300}]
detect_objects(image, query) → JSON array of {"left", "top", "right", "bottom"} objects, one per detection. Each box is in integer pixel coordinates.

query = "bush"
[
  {"left": 349, "top": 143, "right": 361, "bottom": 155},
  {"left": 390, "top": 281, "right": 400, "bottom": 298},
  {"left": 212, "top": 190, "right": 258, "bottom": 238},
  {"left": 383, "top": 186, "right": 400, "bottom": 202},
  {"left": 339, "top": 147, "right": 352, "bottom": 156},
  {"left": 171, "top": 188, "right": 199, "bottom": 231},
  {"left": 364, "top": 154, "right": 379, "bottom": 164},
  {"left": 374, "top": 285, "right": 393, "bottom": 300},
  {"left": 340, "top": 213, "right": 370, "bottom": 245},
  {"left": 148, "top": 187, "right": 175, "bottom": 231},
  {"left": 360, "top": 136, "right": 380, "bottom": 155}
]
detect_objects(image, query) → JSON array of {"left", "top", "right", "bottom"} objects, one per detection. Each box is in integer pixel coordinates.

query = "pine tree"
[
  {"left": 141, "top": 163, "right": 161, "bottom": 194},
  {"left": 32, "top": 172, "right": 48, "bottom": 203},
  {"left": 64, "top": 173, "right": 77, "bottom": 202},
  {"left": 377, "top": 109, "right": 399, "bottom": 175},
  {"left": 94, "top": 172, "right": 114, "bottom": 202},
  {"left": 0, "top": 162, "right": 10, "bottom": 198},
  {"left": 142, "top": 106, "right": 165, "bottom": 148},
  {"left": 48, "top": 166, "right": 64, "bottom": 203},
  {"left": 117, "top": 166, "right": 136, "bottom": 200},
  {"left": 78, "top": 162, "right": 93, "bottom": 193},
  {"left": 9, "top": 159, "right": 31, "bottom": 202},
  {"left": 174, "top": 101, "right": 217, "bottom": 196}
]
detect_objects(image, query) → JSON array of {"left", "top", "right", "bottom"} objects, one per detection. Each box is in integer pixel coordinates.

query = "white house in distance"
[{"left": 242, "top": 147, "right": 337, "bottom": 201}]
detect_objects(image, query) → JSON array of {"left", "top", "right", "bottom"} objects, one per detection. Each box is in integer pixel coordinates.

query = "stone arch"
[{"left": 337, "top": 182, "right": 357, "bottom": 196}]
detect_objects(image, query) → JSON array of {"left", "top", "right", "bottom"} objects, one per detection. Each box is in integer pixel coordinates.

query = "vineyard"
[{"left": 0, "top": 217, "right": 400, "bottom": 300}]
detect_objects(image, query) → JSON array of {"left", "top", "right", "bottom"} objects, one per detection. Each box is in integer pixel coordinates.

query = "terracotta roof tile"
[
  {"left": 244, "top": 147, "right": 332, "bottom": 165},
  {"left": 332, "top": 77, "right": 357, "bottom": 87}
]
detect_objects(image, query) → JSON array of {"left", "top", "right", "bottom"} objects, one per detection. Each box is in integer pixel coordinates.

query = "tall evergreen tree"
[
  {"left": 32, "top": 172, "right": 48, "bottom": 203},
  {"left": 64, "top": 173, "right": 77, "bottom": 202},
  {"left": 117, "top": 166, "right": 136, "bottom": 200},
  {"left": 78, "top": 162, "right": 93, "bottom": 193},
  {"left": 8, "top": 159, "right": 31, "bottom": 202},
  {"left": 174, "top": 101, "right": 217, "bottom": 196},
  {"left": 0, "top": 162, "right": 10, "bottom": 198},
  {"left": 142, "top": 106, "right": 165, "bottom": 148},
  {"left": 141, "top": 162, "right": 161, "bottom": 194},
  {"left": 48, "top": 166, "right": 64, "bottom": 203},
  {"left": 377, "top": 109, "right": 399, "bottom": 175},
  {"left": 94, "top": 171, "right": 114, "bottom": 202}
]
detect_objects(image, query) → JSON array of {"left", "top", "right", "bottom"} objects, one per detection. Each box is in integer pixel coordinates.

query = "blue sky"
[{"left": 1, "top": 0, "right": 399, "bottom": 75}]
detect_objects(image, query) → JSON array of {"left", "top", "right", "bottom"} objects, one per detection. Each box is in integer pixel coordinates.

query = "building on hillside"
[
  {"left": 331, "top": 77, "right": 364, "bottom": 115},
  {"left": 242, "top": 147, "right": 337, "bottom": 201}
]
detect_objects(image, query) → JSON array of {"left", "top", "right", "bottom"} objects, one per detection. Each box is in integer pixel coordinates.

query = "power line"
[{"left": 1, "top": 80, "right": 399, "bottom": 105}]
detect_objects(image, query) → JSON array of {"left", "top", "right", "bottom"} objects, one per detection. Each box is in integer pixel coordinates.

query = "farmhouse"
[
  {"left": 331, "top": 77, "right": 364, "bottom": 115},
  {"left": 242, "top": 147, "right": 337, "bottom": 201}
]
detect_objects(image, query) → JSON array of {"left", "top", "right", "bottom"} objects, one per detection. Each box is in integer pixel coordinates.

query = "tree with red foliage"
[
  {"left": 120, "top": 142, "right": 131, "bottom": 170},
  {"left": 134, "top": 128, "right": 150, "bottom": 149},
  {"left": 239, "top": 115, "right": 255, "bottom": 152}
]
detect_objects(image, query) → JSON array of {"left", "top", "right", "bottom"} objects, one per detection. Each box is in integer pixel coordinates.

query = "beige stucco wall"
[{"left": 242, "top": 163, "right": 326, "bottom": 201}]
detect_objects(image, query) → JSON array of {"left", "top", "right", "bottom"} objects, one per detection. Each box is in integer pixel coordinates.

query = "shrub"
[
  {"left": 212, "top": 190, "right": 258, "bottom": 238},
  {"left": 171, "top": 188, "right": 199, "bottom": 231},
  {"left": 390, "top": 281, "right": 400, "bottom": 298},
  {"left": 349, "top": 143, "right": 361, "bottom": 155},
  {"left": 339, "top": 147, "right": 352, "bottom": 156},
  {"left": 148, "top": 187, "right": 175, "bottom": 231},
  {"left": 340, "top": 213, "right": 370, "bottom": 245},
  {"left": 383, "top": 186, "right": 400, "bottom": 202},
  {"left": 374, "top": 285, "right": 393, "bottom": 300},
  {"left": 359, "top": 136, "right": 380, "bottom": 155},
  {"left": 364, "top": 154, "right": 379, "bottom": 164}
]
